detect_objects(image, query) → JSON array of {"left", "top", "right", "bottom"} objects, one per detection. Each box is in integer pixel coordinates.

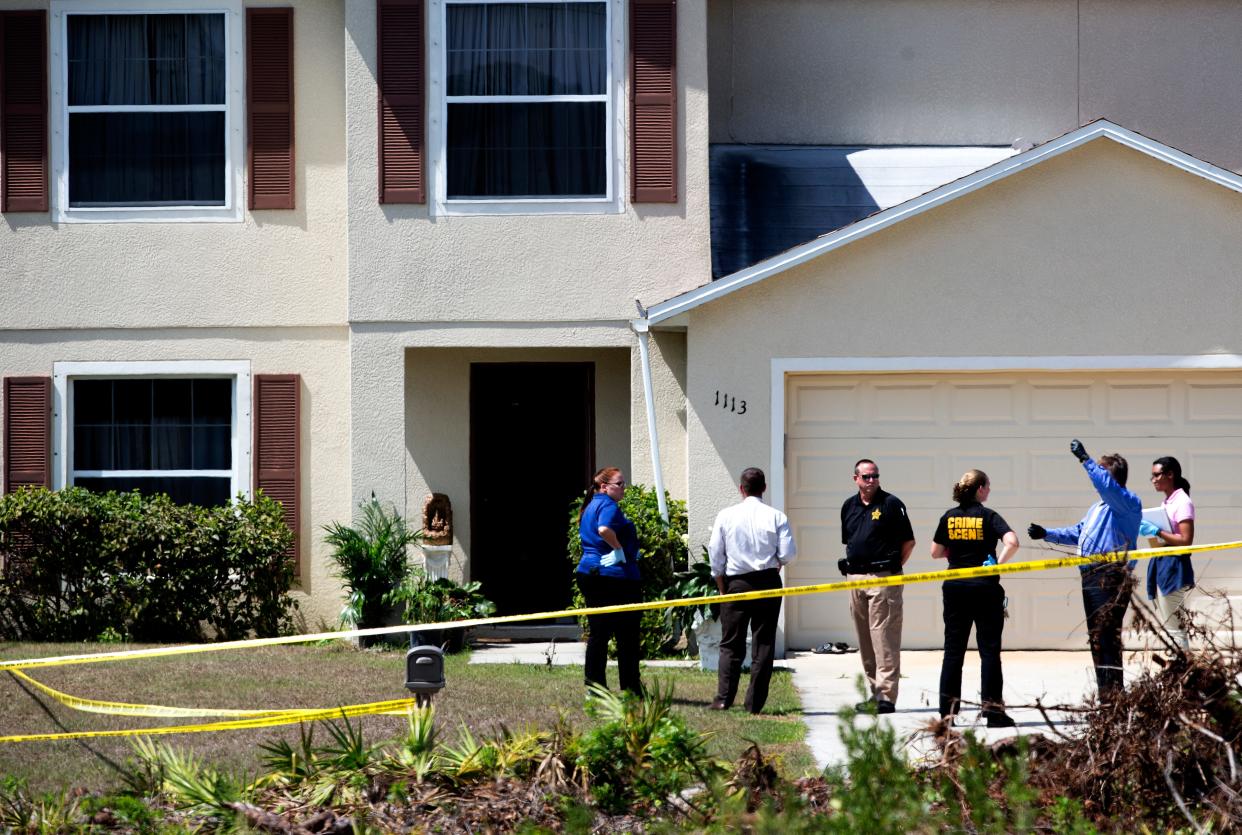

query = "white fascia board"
[{"left": 646, "top": 120, "right": 1242, "bottom": 326}]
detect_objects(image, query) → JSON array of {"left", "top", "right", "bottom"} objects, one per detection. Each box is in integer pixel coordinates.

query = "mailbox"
[{"left": 405, "top": 645, "right": 446, "bottom": 703}]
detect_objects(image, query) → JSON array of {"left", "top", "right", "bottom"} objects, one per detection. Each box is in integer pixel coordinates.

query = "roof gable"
[{"left": 643, "top": 120, "right": 1242, "bottom": 326}]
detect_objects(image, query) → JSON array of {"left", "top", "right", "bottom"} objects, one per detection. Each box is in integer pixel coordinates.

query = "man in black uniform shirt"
[{"left": 840, "top": 459, "right": 916, "bottom": 714}]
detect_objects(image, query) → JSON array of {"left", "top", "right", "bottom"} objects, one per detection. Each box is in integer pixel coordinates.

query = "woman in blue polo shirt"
[{"left": 576, "top": 466, "right": 643, "bottom": 695}]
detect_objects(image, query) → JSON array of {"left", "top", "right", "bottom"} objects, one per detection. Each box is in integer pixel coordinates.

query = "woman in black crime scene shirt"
[{"left": 931, "top": 469, "right": 1020, "bottom": 727}]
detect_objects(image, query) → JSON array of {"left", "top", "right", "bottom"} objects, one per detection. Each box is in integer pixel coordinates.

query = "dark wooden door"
[{"left": 470, "top": 363, "right": 594, "bottom": 616}]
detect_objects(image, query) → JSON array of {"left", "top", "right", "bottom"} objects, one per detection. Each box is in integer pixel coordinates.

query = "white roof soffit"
[{"left": 644, "top": 120, "right": 1242, "bottom": 325}]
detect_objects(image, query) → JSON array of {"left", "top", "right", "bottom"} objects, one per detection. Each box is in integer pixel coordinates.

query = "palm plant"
[{"left": 323, "top": 498, "right": 422, "bottom": 630}]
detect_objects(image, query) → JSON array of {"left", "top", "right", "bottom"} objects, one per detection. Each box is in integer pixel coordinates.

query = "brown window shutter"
[
  {"left": 3, "top": 376, "right": 50, "bottom": 493},
  {"left": 630, "top": 0, "right": 676, "bottom": 203},
  {"left": 377, "top": 0, "right": 425, "bottom": 204},
  {"left": 254, "top": 374, "right": 301, "bottom": 572},
  {"left": 247, "top": 8, "right": 295, "bottom": 210},
  {"left": 0, "top": 11, "right": 48, "bottom": 213}
]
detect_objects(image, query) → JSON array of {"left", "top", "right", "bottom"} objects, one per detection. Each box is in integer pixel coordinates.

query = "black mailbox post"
[{"left": 405, "top": 644, "right": 446, "bottom": 707}]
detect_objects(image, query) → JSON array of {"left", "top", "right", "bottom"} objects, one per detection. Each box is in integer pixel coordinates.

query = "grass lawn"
[{"left": 0, "top": 642, "right": 816, "bottom": 794}]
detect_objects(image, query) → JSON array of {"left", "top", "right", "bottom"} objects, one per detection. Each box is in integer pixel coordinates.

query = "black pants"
[
  {"left": 576, "top": 573, "right": 643, "bottom": 695},
  {"left": 939, "top": 579, "right": 1005, "bottom": 717},
  {"left": 716, "top": 568, "right": 782, "bottom": 713},
  {"left": 1081, "top": 564, "right": 1132, "bottom": 699}
]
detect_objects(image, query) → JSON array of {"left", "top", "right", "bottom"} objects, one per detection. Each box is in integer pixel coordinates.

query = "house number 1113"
[{"left": 715, "top": 390, "right": 747, "bottom": 415}]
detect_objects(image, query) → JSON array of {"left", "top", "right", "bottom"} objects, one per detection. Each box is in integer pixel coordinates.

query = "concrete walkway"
[{"left": 470, "top": 642, "right": 1142, "bottom": 768}]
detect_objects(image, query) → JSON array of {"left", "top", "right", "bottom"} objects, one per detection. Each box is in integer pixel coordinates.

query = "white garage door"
[{"left": 784, "top": 371, "right": 1242, "bottom": 649}]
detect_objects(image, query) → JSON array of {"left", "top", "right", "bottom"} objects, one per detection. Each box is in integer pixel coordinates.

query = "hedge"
[{"left": 0, "top": 487, "right": 298, "bottom": 642}]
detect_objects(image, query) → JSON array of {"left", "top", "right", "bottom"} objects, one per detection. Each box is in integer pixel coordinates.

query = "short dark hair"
[
  {"left": 1098, "top": 454, "right": 1128, "bottom": 487},
  {"left": 740, "top": 467, "right": 766, "bottom": 496},
  {"left": 854, "top": 458, "right": 876, "bottom": 475}
]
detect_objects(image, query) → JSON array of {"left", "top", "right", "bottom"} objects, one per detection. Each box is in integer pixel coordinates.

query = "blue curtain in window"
[
  {"left": 67, "top": 14, "right": 226, "bottom": 206},
  {"left": 446, "top": 3, "right": 607, "bottom": 198}
]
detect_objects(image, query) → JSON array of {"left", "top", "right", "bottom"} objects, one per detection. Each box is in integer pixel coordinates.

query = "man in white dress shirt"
[{"left": 708, "top": 467, "right": 797, "bottom": 713}]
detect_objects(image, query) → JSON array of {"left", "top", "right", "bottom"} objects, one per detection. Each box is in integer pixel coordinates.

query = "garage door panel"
[
  {"left": 1031, "top": 383, "right": 1094, "bottom": 424},
  {"left": 948, "top": 384, "right": 1019, "bottom": 424},
  {"left": 1106, "top": 382, "right": 1175, "bottom": 424},
  {"left": 784, "top": 370, "right": 1242, "bottom": 650},
  {"left": 787, "top": 449, "right": 851, "bottom": 504},
  {"left": 788, "top": 382, "right": 862, "bottom": 431},
  {"left": 872, "top": 382, "right": 940, "bottom": 424},
  {"left": 1186, "top": 451, "right": 1242, "bottom": 504},
  {"left": 1187, "top": 383, "right": 1242, "bottom": 423},
  {"left": 785, "top": 585, "right": 942, "bottom": 650}
]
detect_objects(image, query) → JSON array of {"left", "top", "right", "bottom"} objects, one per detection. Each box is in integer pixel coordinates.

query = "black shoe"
[
  {"left": 709, "top": 699, "right": 729, "bottom": 711},
  {"left": 875, "top": 700, "right": 896, "bottom": 714},
  {"left": 984, "top": 711, "right": 1016, "bottom": 728}
]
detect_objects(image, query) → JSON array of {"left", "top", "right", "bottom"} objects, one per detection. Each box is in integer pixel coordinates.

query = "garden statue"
[{"left": 422, "top": 493, "right": 453, "bottom": 546}]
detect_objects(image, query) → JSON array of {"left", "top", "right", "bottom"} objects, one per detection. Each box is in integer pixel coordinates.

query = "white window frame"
[
  {"left": 428, "top": 0, "right": 625, "bottom": 216},
  {"left": 52, "top": 360, "right": 252, "bottom": 501},
  {"left": 49, "top": 0, "right": 245, "bottom": 223}
]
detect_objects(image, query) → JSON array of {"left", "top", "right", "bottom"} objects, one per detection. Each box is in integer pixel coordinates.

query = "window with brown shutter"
[
  {"left": 377, "top": 0, "right": 425, "bottom": 204},
  {"left": 254, "top": 374, "right": 301, "bottom": 573},
  {"left": 247, "top": 8, "right": 294, "bottom": 210},
  {"left": 0, "top": 11, "right": 48, "bottom": 213},
  {"left": 3, "top": 377, "right": 51, "bottom": 493},
  {"left": 630, "top": 0, "right": 676, "bottom": 203}
]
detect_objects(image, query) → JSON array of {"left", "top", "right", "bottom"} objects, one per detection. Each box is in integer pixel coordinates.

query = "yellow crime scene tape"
[
  {"left": 6, "top": 668, "right": 357, "bottom": 719},
  {"left": 0, "top": 698, "right": 420, "bottom": 744},
  {"left": 3, "top": 539, "right": 1241, "bottom": 743}
]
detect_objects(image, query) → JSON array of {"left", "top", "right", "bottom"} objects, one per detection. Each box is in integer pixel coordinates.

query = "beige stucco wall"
[
  {"left": 684, "top": 138, "right": 1242, "bottom": 546},
  {"left": 0, "top": 0, "right": 347, "bottom": 331},
  {"left": 343, "top": 0, "right": 713, "bottom": 323},
  {"left": 403, "top": 347, "right": 632, "bottom": 582},
  {"left": 629, "top": 330, "right": 688, "bottom": 500},
  {"left": 709, "top": 0, "right": 1242, "bottom": 171},
  {"left": 0, "top": 327, "right": 352, "bottom": 627}
]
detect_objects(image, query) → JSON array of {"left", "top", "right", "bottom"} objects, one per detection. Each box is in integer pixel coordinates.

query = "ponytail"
[
  {"left": 951, "top": 469, "right": 988, "bottom": 504},
  {"left": 1152, "top": 456, "right": 1190, "bottom": 496},
  {"left": 579, "top": 466, "right": 622, "bottom": 521}
]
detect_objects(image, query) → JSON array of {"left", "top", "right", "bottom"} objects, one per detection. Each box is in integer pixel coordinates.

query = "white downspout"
[{"left": 633, "top": 320, "right": 669, "bottom": 524}]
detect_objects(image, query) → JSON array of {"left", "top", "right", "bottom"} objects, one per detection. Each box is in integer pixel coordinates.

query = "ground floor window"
[
  {"left": 72, "top": 378, "right": 233, "bottom": 505},
  {"left": 55, "top": 361, "right": 251, "bottom": 506}
]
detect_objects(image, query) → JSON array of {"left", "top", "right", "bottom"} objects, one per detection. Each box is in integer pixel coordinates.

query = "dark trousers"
[
  {"left": 715, "top": 568, "right": 782, "bottom": 713},
  {"left": 576, "top": 573, "right": 643, "bottom": 695},
  {"left": 939, "top": 580, "right": 1005, "bottom": 717},
  {"left": 1081, "top": 564, "right": 1132, "bottom": 699}
]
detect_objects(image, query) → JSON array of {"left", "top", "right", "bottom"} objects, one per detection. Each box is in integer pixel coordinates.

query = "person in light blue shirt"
[{"left": 1028, "top": 439, "right": 1141, "bottom": 699}]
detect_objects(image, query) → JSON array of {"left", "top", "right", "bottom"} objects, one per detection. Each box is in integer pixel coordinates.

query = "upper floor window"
[
  {"left": 432, "top": 0, "right": 623, "bottom": 215},
  {"left": 51, "top": 2, "right": 244, "bottom": 222}
]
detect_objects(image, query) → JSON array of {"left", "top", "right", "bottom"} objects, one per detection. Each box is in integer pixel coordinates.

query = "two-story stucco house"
[{"left": 3, "top": 0, "right": 1241, "bottom": 650}]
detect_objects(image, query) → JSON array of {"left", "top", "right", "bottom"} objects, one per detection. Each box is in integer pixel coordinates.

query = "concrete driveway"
[{"left": 786, "top": 649, "right": 1147, "bottom": 769}]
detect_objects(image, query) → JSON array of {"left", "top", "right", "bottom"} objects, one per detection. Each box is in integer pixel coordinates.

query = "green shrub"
[
  {"left": 572, "top": 680, "right": 725, "bottom": 814},
  {"left": 566, "top": 484, "right": 688, "bottom": 657},
  {"left": 322, "top": 497, "right": 421, "bottom": 630},
  {"left": 0, "top": 487, "right": 297, "bottom": 642}
]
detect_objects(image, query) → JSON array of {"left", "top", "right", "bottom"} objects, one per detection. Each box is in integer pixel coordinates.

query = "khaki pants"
[
  {"left": 1155, "top": 587, "right": 1190, "bottom": 651},
  {"left": 849, "top": 575, "right": 903, "bottom": 703}
]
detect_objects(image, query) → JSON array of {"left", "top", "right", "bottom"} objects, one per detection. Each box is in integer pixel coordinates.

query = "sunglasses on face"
[
  {"left": 857, "top": 474, "right": 880, "bottom": 482},
  {"left": 1150, "top": 472, "right": 1166, "bottom": 480}
]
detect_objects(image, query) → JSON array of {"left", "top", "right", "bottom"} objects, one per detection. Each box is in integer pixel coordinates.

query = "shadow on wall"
[{"left": 710, "top": 145, "right": 881, "bottom": 279}]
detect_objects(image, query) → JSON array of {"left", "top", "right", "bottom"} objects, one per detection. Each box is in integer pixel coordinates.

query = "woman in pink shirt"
[{"left": 1144, "top": 456, "right": 1194, "bottom": 650}]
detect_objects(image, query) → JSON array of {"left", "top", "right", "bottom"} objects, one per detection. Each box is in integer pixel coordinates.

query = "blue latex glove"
[
  {"left": 983, "top": 555, "right": 997, "bottom": 566},
  {"left": 600, "top": 548, "right": 626, "bottom": 568},
  {"left": 1139, "top": 520, "right": 1161, "bottom": 537}
]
